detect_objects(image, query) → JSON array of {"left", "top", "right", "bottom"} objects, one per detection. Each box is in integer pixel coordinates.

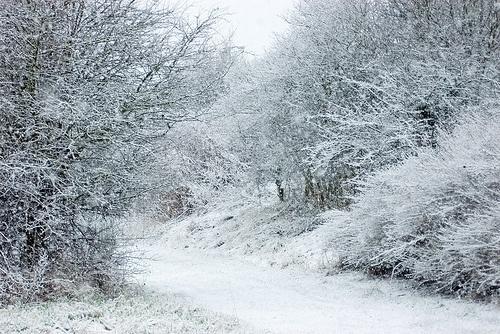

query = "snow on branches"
[{"left": 0, "top": 0, "right": 231, "bottom": 303}]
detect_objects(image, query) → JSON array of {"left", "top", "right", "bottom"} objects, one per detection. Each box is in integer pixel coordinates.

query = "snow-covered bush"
[{"left": 336, "top": 107, "right": 500, "bottom": 299}]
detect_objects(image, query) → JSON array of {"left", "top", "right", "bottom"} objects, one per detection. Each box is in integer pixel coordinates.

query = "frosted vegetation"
[
  {"left": 0, "top": 286, "right": 249, "bottom": 333},
  {"left": 1, "top": 0, "right": 499, "bottom": 314}
]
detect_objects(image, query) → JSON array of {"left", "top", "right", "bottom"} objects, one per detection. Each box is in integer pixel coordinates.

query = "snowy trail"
[{"left": 137, "top": 243, "right": 500, "bottom": 334}]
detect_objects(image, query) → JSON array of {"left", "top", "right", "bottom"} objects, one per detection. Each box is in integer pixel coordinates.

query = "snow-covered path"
[{"left": 137, "top": 243, "right": 500, "bottom": 334}]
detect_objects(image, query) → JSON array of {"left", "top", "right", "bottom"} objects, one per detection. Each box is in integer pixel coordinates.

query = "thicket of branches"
[
  {"left": 224, "top": 0, "right": 499, "bottom": 209},
  {"left": 134, "top": 122, "right": 245, "bottom": 221},
  {"left": 0, "top": 0, "right": 230, "bottom": 303}
]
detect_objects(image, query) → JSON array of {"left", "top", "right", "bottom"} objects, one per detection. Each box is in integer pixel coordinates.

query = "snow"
[
  {"left": 0, "top": 287, "right": 252, "bottom": 334},
  {"left": 154, "top": 197, "right": 340, "bottom": 273},
  {"left": 137, "top": 242, "right": 500, "bottom": 334}
]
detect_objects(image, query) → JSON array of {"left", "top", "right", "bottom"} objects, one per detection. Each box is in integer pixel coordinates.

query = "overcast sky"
[{"left": 188, "top": 0, "right": 296, "bottom": 56}]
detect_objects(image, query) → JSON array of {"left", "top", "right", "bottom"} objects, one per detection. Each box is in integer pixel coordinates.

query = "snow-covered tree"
[
  {"left": 223, "top": 0, "right": 499, "bottom": 210},
  {"left": 0, "top": 0, "right": 230, "bottom": 302}
]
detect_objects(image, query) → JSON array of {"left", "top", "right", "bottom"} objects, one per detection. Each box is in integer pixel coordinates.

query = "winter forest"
[{"left": 1, "top": 0, "right": 500, "bottom": 333}]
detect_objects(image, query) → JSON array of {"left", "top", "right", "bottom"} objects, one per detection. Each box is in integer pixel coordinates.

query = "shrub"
[{"left": 336, "top": 107, "right": 500, "bottom": 299}]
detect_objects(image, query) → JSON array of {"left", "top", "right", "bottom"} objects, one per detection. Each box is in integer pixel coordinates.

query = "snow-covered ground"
[
  {"left": 6, "top": 196, "right": 499, "bottom": 334},
  {"left": 137, "top": 242, "right": 500, "bottom": 334},
  {"left": 147, "top": 197, "right": 340, "bottom": 273},
  {"left": 0, "top": 287, "right": 254, "bottom": 334}
]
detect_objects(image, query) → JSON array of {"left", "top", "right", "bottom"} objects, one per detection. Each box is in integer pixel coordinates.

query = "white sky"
[{"left": 187, "top": 0, "right": 296, "bottom": 56}]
